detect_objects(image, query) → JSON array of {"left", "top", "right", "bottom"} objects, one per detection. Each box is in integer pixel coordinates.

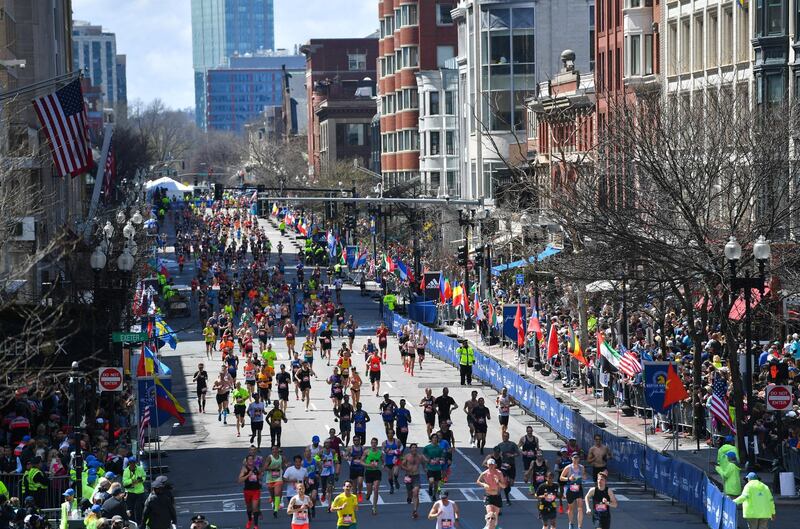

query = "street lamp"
[
  {"left": 724, "top": 234, "right": 770, "bottom": 466},
  {"left": 131, "top": 210, "right": 143, "bottom": 225},
  {"left": 90, "top": 247, "right": 107, "bottom": 271}
]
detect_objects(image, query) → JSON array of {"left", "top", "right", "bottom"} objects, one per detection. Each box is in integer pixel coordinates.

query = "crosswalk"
[{"left": 175, "top": 484, "right": 645, "bottom": 514}]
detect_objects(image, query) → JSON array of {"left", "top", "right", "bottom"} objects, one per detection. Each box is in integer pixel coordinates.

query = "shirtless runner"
[{"left": 477, "top": 458, "right": 507, "bottom": 529}]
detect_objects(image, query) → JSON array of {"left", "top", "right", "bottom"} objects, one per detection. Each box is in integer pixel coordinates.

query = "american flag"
[
  {"left": 101, "top": 137, "right": 116, "bottom": 202},
  {"left": 32, "top": 78, "right": 94, "bottom": 177},
  {"left": 709, "top": 375, "right": 736, "bottom": 432},
  {"left": 618, "top": 344, "right": 643, "bottom": 377},
  {"left": 139, "top": 405, "right": 151, "bottom": 449}
]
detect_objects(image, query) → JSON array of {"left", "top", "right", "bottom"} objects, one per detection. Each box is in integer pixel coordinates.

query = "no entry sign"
[
  {"left": 98, "top": 367, "right": 124, "bottom": 392},
  {"left": 765, "top": 384, "right": 793, "bottom": 411}
]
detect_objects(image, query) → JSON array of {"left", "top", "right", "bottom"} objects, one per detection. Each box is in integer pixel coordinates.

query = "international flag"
[
  {"left": 443, "top": 278, "right": 452, "bottom": 301},
  {"left": 438, "top": 271, "right": 446, "bottom": 302},
  {"left": 708, "top": 375, "right": 735, "bottom": 431},
  {"left": 32, "top": 78, "right": 94, "bottom": 177},
  {"left": 488, "top": 303, "right": 497, "bottom": 328},
  {"left": 383, "top": 254, "right": 395, "bottom": 273},
  {"left": 546, "top": 322, "right": 560, "bottom": 359},
  {"left": 452, "top": 281, "right": 463, "bottom": 307},
  {"left": 136, "top": 346, "right": 159, "bottom": 376},
  {"left": 527, "top": 305, "right": 543, "bottom": 341},
  {"left": 138, "top": 405, "right": 151, "bottom": 448},
  {"left": 597, "top": 332, "right": 622, "bottom": 370},
  {"left": 101, "top": 136, "right": 116, "bottom": 202},
  {"left": 327, "top": 231, "right": 336, "bottom": 256},
  {"left": 271, "top": 203, "right": 279, "bottom": 216},
  {"left": 662, "top": 363, "right": 690, "bottom": 411},
  {"left": 355, "top": 248, "right": 368, "bottom": 268},
  {"left": 618, "top": 344, "right": 643, "bottom": 377},
  {"left": 297, "top": 220, "right": 308, "bottom": 237},
  {"left": 568, "top": 327, "right": 589, "bottom": 366},
  {"left": 474, "top": 293, "right": 485, "bottom": 321},
  {"left": 154, "top": 317, "right": 177, "bottom": 349},
  {"left": 153, "top": 376, "right": 186, "bottom": 425},
  {"left": 513, "top": 304, "right": 525, "bottom": 346},
  {"left": 463, "top": 288, "right": 471, "bottom": 314}
]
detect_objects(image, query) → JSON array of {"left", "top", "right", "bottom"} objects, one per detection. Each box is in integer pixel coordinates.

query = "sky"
[{"left": 72, "top": 0, "right": 378, "bottom": 110}]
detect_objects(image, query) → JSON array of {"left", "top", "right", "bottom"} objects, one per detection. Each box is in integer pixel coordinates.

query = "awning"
[
  {"left": 491, "top": 244, "right": 562, "bottom": 276},
  {"left": 729, "top": 287, "right": 769, "bottom": 321}
]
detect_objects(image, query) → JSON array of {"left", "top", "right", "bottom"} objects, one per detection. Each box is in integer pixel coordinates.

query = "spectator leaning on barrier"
[
  {"left": 715, "top": 451, "right": 742, "bottom": 497},
  {"left": 733, "top": 472, "right": 775, "bottom": 529}
]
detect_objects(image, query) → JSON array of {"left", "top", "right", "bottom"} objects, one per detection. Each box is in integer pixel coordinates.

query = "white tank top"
[{"left": 435, "top": 501, "right": 456, "bottom": 529}]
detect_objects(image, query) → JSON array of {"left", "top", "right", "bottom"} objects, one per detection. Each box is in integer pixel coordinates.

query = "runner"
[
  {"left": 286, "top": 482, "right": 313, "bottom": 529},
  {"left": 301, "top": 447, "right": 320, "bottom": 514},
  {"left": 559, "top": 453, "right": 587, "bottom": 529},
  {"left": 494, "top": 431, "right": 520, "bottom": 505},
  {"left": 463, "top": 391, "right": 479, "bottom": 447},
  {"left": 401, "top": 443, "right": 423, "bottom": 519},
  {"left": 416, "top": 329, "right": 427, "bottom": 370},
  {"left": 319, "top": 325, "right": 334, "bottom": 365},
  {"left": 266, "top": 400, "right": 288, "bottom": 447},
  {"left": 362, "top": 338, "right": 376, "bottom": 363},
  {"left": 376, "top": 322, "right": 389, "bottom": 363},
  {"left": 395, "top": 399, "right": 412, "bottom": 448},
  {"left": 202, "top": 323, "right": 216, "bottom": 360},
  {"left": 232, "top": 381, "right": 250, "bottom": 438},
  {"left": 554, "top": 447, "right": 572, "bottom": 514},
  {"left": 476, "top": 458, "right": 506, "bottom": 529},
  {"left": 265, "top": 445, "right": 284, "bottom": 518},
  {"left": 238, "top": 454, "right": 263, "bottom": 529},
  {"left": 301, "top": 337, "right": 315, "bottom": 367},
  {"left": 256, "top": 363, "right": 273, "bottom": 403},
  {"left": 496, "top": 387, "right": 514, "bottom": 436},
  {"left": 427, "top": 490, "right": 459, "bottom": 529},
  {"left": 404, "top": 333, "right": 417, "bottom": 376},
  {"left": 583, "top": 471, "right": 617, "bottom": 529},
  {"left": 586, "top": 435, "right": 612, "bottom": 482},
  {"left": 420, "top": 389, "right": 437, "bottom": 439},
  {"left": 291, "top": 353, "right": 303, "bottom": 401},
  {"left": 243, "top": 356, "right": 257, "bottom": 397},
  {"left": 519, "top": 426, "right": 540, "bottom": 475},
  {"left": 434, "top": 388, "right": 457, "bottom": 428},
  {"left": 316, "top": 440, "right": 340, "bottom": 505},
  {"left": 336, "top": 395, "right": 354, "bottom": 446},
  {"left": 275, "top": 364, "right": 291, "bottom": 413},
  {"left": 367, "top": 350, "right": 382, "bottom": 396},
  {"left": 330, "top": 481, "right": 358, "bottom": 529},
  {"left": 296, "top": 362, "right": 316, "bottom": 412},
  {"left": 213, "top": 370, "right": 232, "bottom": 424},
  {"left": 349, "top": 367, "right": 362, "bottom": 406},
  {"left": 327, "top": 367, "right": 345, "bottom": 415},
  {"left": 283, "top": 456, "right": 309, "bottom": 519},
  {"left": 383, "top": 429, "right": 403, "bottom": 494},
  {"left": 363, "top": 437, "right": 384, "bottom": 515},
  {"left": 261, "top": 342, "right": 278, "bottom": 370},
  {"left": 345, "top": 316, "right": 357, "bottom": 350},
  {"left": 379, "top": 394, "right": 398, "bottom": 435},
  {"left": 247, "top": 393, "right": 266, "bottom": 448},
  {"left": 536, "top": 471, "right": 560, "bottom": 529},
  {"left": 346, "top": 435, "right": 366, "bottom": 502},
  {"left": 524, "top": 451, "right": 549, "bottom": 493},
  {"left": 352, "top": 402, "right": 370, "bottom": 447},
  {"left": 422, "top": 433, "right": 445, "bottom": 500},
  {"left": 192, "top": 362, "right": 209, "bottom": 413}
]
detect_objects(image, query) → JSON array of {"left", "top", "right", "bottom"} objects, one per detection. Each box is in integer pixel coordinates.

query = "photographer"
[{"left": 141, "top": 477, "right": 175, "bottom": 529}]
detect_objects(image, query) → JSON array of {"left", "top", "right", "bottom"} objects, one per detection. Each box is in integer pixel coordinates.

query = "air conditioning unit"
[{"left": 13, "top": 217, "right": 35, "bottom": 241}]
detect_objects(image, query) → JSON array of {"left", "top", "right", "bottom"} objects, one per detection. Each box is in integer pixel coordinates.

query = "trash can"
[{"left": 779, "top": 472, "right": 796, "bottom": 497}]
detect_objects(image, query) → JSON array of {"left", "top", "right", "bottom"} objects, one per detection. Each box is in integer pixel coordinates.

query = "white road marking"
[
  {"left": 418, "top": 489, "right": 432, "bottom": 503},
  {"left": 460, "top": 488, "right": 480, "bottom": 502},
  {"left": 454, "top": 447, "right": 482, "bottom": 473},
  {"left": 386, "top": 382, "right": 394, "bottom": 388},
  {"left": 509, "top": 487, "right": 528, "bottom": 501},
  {"left": 222, "top": 500, "right": 237, "bottom": 511}
]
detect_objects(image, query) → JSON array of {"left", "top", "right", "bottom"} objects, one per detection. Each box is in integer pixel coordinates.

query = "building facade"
[
  {"left": 453, "top": 0, "right": 595, "bottom": 204},
  {"left": 301, "top": 37, "right": 379, "bottom": 179},
  {"left": 205, "top": 53, "right": 305, "bottom": 133},
  {"left": 72, "top": 20, "right": 127, "bottom": 113},
  {"left": 416, "top": 64, "right": 460, "bottom": 196},
  {"left": 191, "top": 0, "right": 276, "bottom": 129},
  {"left": 378, "top": 0, "right": 458, "bottom": 189}
]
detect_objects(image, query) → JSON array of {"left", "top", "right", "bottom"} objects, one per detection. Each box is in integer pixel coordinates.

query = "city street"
[{"left": 155, "top": 219, "right": 711, "bottom": 529}]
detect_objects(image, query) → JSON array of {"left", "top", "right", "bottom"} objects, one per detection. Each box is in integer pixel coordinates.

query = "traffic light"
[
  {"left": 457, "top": 245, "right": 468, "bottom": 266},
  {"left": 768, "top": 360, "right": 789, "bottom": 384},
  {"left": 214, "top": 183, "right": 223, "bottom": 201}
]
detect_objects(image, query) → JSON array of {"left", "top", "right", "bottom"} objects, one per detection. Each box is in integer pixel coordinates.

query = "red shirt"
[
  {"left": 376, "top": 328, "right": 389, "bottom": 340},
  {"left": 368, "top": 356, "right": 382, "bottom": 372}
]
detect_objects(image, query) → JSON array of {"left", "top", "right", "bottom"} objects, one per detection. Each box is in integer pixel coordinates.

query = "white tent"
[{"left": 145, "top": 176, "right": 193, "bottom": 201}]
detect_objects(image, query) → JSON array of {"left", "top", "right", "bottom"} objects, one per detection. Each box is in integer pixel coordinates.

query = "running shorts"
[
  {"left": 216, "top": 392, "right": 229, "bottom": 404},
  {"left": 369, "top": 371, "right": 381, "bottom": 383},
  {"left": 485, "top": 494, "right": 502, "bottom": 508},
  {"left": 364, "top": 469, "right": 382, "bottom": 484}
]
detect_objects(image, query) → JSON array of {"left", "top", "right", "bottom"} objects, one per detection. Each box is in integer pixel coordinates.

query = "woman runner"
[
  {"left": 265, "top": 445, "right": 284, "bottom": 518},
  {"left": 238, "top": 454, "right": 263, "bottom": 529}
]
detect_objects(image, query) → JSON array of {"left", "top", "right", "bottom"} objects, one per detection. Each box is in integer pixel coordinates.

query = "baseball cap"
[
  {"left": 439, "top": 490, "right": 449, "bottom": 498},
  {"left": 725, "top": 451, "right": 737, "bottom": 459},
  {"left": 191, "top": 514, "right": 207, "bottom": 522},
  {"left": 571, "top": 453, "right": 581, "bottom": 459},
  {"left": 487, "top": 458, "right": 496, "bottom": 465},
  {"left": 745, "top": 472, "right": 757, "bottom": 481},
  {"left": 559, "top": 447, "right": 568, "bottom": 453},
  {"left": 63, "top": 488, "right": 75, "bottom": 497},
  {"left": 127, "top": 456, "right": 137, "bottom": 463},
  {"left": 105, "top": 472, "right": 117, "bottom": 479},
  {"left": 22, "top": 435, "right": 31, "bottom": 442},
  {"left": 312, "top": 435, "right": 320, "bottom": 443},
  {"left": 724, "top": 435, "right": 735, "bottom": 443},
  {"left": 91, "top": 505, "right": 102, "bottom": 513},
  {"left": 111, "top": 515, "right": 124, "bottom": 522}
]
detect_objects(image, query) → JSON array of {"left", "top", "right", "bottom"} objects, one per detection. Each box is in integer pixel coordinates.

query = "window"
[
  {"left": 437, "top": 4, "right": 454, "bottom": 25},
  {"left": 693, "top": 16, "right": 704, "bottom": 70},
  {"left": 668, "top": 21, "right": 678, "bottom": 75},
  {"left": 446, "top": 131, "right": 455, "bottom": 155},
  {"left": 429, "top": 91, "right": 440, "bottom": 115},
  {"left": 419, "top": 132, "right": 425, "bottom": 155},
  {"left": 644, "top": 34, "right": 653, "bottom": 75},
  {"left": 758, "top": 0, "right": 786, "bottom": 36},
  {"left": 430, "top": 131, "right": 441, "bottom": 155},
  {"left": 400, "top": 4, "right": 418, "bottom": 26},
  {"left": 680, "top": 18, "right": 690, "bottom": 73},
  {"left": 445, "top": 91, "right": 454, "bottom": 114},
  {"left": 722, "top": 8, "right": 733, "bottom": 65},
  {"left": 430, "top": 171, "right": 441, "bottom": 190},
  {"left": 338, "top": 123, "right": 367, "bottom": 146},
  {"left": 629, "top": 34, "right": 640, "bottom": 75},
  {"left": 348, "top": 53, "right": 367, "bottom": 71},
  {"left": 401, "top": 46, "right": 418, "bottom": 68},
  {"left": 437, "top": 45, "right": 455, "bottom": 68},
  {"left": 707, "top": 9, "right": 718, "bottom": 68},
  {"left": 589, "top": 5, "right": 596, "bottom": 72}
]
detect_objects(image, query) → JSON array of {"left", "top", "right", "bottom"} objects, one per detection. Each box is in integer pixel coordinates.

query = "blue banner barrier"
[
  {"left": 408, "top": 302, "right": 438, "bottom": 325},
  {"left": 382, "top": 311, "right": 734, "bottom": 529}
]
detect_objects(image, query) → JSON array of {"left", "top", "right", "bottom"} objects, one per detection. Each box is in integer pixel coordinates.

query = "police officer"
[
  {"left": 21, "top": 458, "right": 47, "bottom": 508},
  {"left": 733, "top": 472, "right": 775, "bottom": 529},
  {"left": 457, "top": 340, "right": 475, "bottom": 386},
  {"left": 123, "top": 456, "right": 147, "bottom": 524},
  {"left": 190, "top": 514, "right": 217, "bottom": 529}
]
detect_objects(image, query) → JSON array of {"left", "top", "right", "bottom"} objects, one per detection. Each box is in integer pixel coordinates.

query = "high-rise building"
[
  {"left": 191, "top": 0, "right": 276, "bottom": 129},
  {"left": 452, "top": 0, "right": 595, "bottom": 203},
  {"left": 72, "top": 20, "right": 127, "bottom": 112},
  {"left": 205, "top": 53, "right": 305, "bottom": 133},
  {"left": 301, "top": 37, "right": 379, "bottom": 179},
  {"left": 377, "top": 0, "right": 458, "bottom": 189}
]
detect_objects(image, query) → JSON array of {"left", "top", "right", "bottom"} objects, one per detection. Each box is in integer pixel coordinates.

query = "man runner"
[
  {"left": 584, "top": 471, "right": 617, "bottom": 529},
  {"left": 463, "top": 391, "right": 479, "bottom": 447},
  {"left": 428, "top": 489, "right": 459, "bottom": 529},
  {"left": 477, "top": 458, "right": 506, "bottom": 529},
  {"left": 401, "top": 443, "right": 423, "bottom": 519}
]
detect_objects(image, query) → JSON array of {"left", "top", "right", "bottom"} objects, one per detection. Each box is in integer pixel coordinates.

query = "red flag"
[
  {"left": 546, "top": 323, "right": 560, "bottom": 359},
  {"left": 420, "top": 275, "right": 425, "bottom": 292},
  {"left": 527, "top": 306, "right": 543, "bottom": 341},
  {"left": 513, "top": 305, "right": 525, "bottom": 346},
  {"left": 662, "top": 363, "right": 690, "bottom": 409}
]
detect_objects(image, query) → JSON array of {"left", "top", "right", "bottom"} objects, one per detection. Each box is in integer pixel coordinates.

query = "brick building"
[{"left": 301, "top": 37, "right": 379, "bottom": 179}]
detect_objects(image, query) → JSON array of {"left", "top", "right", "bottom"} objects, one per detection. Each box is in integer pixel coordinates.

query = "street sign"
[
  {"left": 98, "top": 367, "right": 124, "bottom": 392},
  {"left": 765, "top": 384, "right": 793, "bottom": 411},
  {"left": 515, "top": 273, "right": 524, "bottom": 285},
  {"left": 112, "top": 331, "right": 147, "bottom": 343}
]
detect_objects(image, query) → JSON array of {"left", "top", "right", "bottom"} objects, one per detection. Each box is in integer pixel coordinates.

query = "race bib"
[
  {"left": 342, "top": 515, "right": 353, "bottom": 524},
  {"left": 569, "top": 484, "right": 580, "bottom": 492},
  {"left": 279, "top": 383, "right": 288, "bottom": 389},
  {"left": 535, "top": 474, "right": 545, "bottom": 483},
  {"left": 400, "top": 426, "right": 408, "bottom": 433},
  {"left": 271, "top": 470, "right": 281, "bottom": 478},
  {"left": 307, "top": 478, "right": 315, "bottom": 485},
  {"left": 295, "top": 511, "right": 308, "bottom": 521},
  {"left": 544, "top": 493, "right": 556, "bottom": 502},
  {"left": 441, "top": 520, "right": 453, "bottom": 529},
  {"left": 500, "top": 407, "right": 509, "bottom": 414},
  {"left": 477, "top": 418, "right": 486, "bottom": 424},
  {"left": 595, "top": 503, "right": 608, "bottom": 512}
]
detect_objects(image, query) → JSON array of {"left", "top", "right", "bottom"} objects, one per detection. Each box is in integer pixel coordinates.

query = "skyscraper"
[
  {"left": 72, "top": 20, "right": 127, "bottom": 111},
  {"left": 191, "top": 0, "right": 275, "bottom": 129}
]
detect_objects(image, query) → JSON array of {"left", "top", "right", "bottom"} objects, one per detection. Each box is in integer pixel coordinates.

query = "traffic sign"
[
  {"left": 98, "top": 367, "right": 124, "bottom": 392},
  {"left": 467, "top": 259, "right": 474, "bottom": 271},
  {"left": 765, "top": 384, "right": 793, "bottom": 411},
  {"left": 515, "top": 273, "right": 524, "bottom": 285},
  {"left": 112, "top": 331, "right": 147, "bottom": 343}
]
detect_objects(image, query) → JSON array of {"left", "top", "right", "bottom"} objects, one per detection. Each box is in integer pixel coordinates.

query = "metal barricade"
[
  {"left": 784, "top": 445, "right": 800, "bottom": 483},
  {"left": 0, "top": 472, "right": 71, "bottom": 509}
]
